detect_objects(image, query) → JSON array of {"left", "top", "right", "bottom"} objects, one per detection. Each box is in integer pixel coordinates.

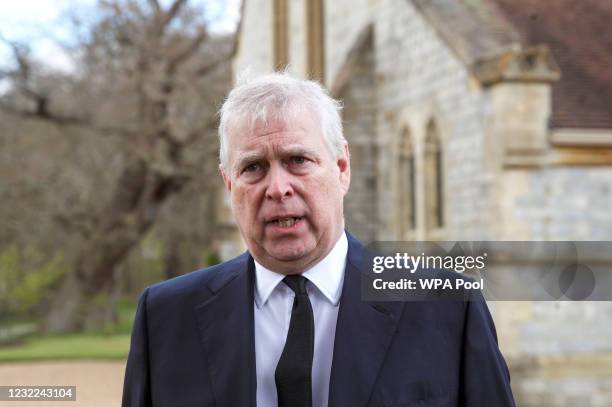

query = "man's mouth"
[{"left": 270, "top": 217, "right": 303, "bottom": 228}]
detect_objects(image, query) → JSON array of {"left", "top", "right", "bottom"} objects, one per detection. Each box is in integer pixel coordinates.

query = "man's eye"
[
  {"left": 243, "top": 163, "right": 261, "bottom": 173},
  {"left": 291, "top": 156, "right": 307, "bottom": 165}
]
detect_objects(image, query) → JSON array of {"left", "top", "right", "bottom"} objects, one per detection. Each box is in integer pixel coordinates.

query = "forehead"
[{"left": 228, "top": 113, "right": 326, "bottom": 159}]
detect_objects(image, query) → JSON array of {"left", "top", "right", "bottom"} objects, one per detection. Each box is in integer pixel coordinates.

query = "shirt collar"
[{"left": 254, "top": 231, "right": 348, "bottom": 308}]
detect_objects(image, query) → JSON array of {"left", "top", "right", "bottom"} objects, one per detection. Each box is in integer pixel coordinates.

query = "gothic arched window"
[
  {"left": 424, "top": 120, "right": 444, "bottom": 232},
  {"left": 398, "top": 128, "right": 416, "bottom": 237}
]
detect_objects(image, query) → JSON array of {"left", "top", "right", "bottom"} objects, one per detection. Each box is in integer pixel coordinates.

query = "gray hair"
[{"left": 218, "top": 72, "right": 345, "bottom": 170}]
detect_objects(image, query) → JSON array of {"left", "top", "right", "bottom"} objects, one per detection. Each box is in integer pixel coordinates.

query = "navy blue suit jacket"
[{"left": 123, "top": 233, "right": 515, "bottom": 406}]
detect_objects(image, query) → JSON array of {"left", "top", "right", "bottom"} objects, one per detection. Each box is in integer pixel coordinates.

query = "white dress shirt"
[{"left": 254, "top": 232, "right": 348, "bottom": 407}]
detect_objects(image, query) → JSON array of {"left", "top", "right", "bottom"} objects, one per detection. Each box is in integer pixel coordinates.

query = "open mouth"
[{"left": 270, "top": 217, "right": 303, "bottom": 228}]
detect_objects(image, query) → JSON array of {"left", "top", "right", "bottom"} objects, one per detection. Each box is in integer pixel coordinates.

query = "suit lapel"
[
  {"left": 328, "top": 236, "right": 405, "bottom": 407},
  {"left": 194, "top": 254, "right": 257, "bottom": 407}
]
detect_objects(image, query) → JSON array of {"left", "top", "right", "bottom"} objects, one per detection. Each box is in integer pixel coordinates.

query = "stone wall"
[
  {"left": 234, "top": 0, "right": 274, "bottom": 76},
  {"left": 371, "top": 0, "right": 494, "bottom": 240},
  {"left": 507, "top": 167, "right": 612, "bottom": 240},
  {"left": 288, "top": 0, "right": 307, "bottom": 77},
  {"left": 495, "top": 166, "right": 612, "bottom": 406},
  {"left": 325, "top": 0, "right": 371, "bottom": 85},
  {"left": 338, "top": 30, "right": 378, "bottom": 243}
]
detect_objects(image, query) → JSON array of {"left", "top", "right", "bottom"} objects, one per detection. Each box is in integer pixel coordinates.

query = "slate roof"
[
  {"left": 414, "top": 0, "right": 612, "bottom": 130},
  {"left": 411, "top": 0, "right": 520, "bottom": 64},
  {"left": 492, "top": 0, "right": 612, "bottom": 129}
]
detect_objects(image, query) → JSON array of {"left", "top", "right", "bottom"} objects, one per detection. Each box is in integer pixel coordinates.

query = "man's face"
[{"left": 221, "top": 112, "right": 350, "bottom": 274}]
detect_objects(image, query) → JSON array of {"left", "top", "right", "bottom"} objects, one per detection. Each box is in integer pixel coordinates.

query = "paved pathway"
[{"left": 0, "top": 361, "right": 125, "bottom": 406}]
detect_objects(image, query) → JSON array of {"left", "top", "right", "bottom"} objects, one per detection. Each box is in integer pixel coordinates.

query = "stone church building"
[{"left": 227, "top": 0, "right": 612, "bottom": 405}]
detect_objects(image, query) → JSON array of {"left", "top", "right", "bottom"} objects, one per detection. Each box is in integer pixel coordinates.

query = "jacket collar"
[
  {"left": 194, "top": 232, "right": 404, "bottom": 407},
  {"left": 194, "top": 252, "right": 257, "bottom": 407},
  {"left": 328, "top": 232, "right": 405, "bottom": 407},
  {"left": 253, "top": 231, "right": 348, "bottom": 308}
]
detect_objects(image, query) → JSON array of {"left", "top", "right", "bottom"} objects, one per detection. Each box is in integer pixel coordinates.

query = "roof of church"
[
  {"left": 411, "top": 0, "right": 519, "bottom": 64},
  {"left": 412, "top": 0, "right": 612, "bottom": 130},
  {"left": 493, "top": 0, "right": 612, "bottom": 129}
]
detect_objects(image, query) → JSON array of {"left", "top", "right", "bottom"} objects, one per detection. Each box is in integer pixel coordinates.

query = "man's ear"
[
  {"left": 220, "top": 164, "right": 232, "bottom": 192},
  {"left": 337, "top": 143, "right": 351, "bottom": 196}
]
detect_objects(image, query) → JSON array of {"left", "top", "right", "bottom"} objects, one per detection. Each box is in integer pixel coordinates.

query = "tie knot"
[{"left": 283, "top": 275, "right": 308, "bottom": 295}]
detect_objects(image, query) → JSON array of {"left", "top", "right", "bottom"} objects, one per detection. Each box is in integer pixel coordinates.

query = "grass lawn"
[
  {"left": 0, "top": 333, "right": 131, "bottom": 362},
  {"left": 0, "top": 301, "right": 135, "bottom": 363}
]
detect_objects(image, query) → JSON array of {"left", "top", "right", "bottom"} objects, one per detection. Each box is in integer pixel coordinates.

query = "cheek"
[
  {"left": 307, "top": 179, "right": 340, "bottom": 213},
  {"left": 230, "top": 190, "right": 247, "bottom": 217},
  {"left": 232, "top": 186, "right": 260, "bottom": 221}
]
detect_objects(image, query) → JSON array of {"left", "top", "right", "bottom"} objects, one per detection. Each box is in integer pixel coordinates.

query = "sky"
[{"left": 0, "top": 0, "right": 241, "bottom": 72}]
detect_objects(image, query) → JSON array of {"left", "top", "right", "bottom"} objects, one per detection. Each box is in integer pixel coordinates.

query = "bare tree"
[{"left": 0, "top": 0, "right": 235, "bottom": 332}]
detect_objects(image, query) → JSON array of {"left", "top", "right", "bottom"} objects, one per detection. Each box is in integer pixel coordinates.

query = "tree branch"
[
  {"left": 194, "top": 54, "right": 230, "bottom": 78},
  {"left": 160, "top": 0, "right": 188, "bottom": 29},
  {"left": 54, "top": 211, "right": 97, "bottom": 239},
  {"left": 167, "top": 27, "right": 208, "bottom": 74},
  {"left": 147, "top": 0, "right": 161, "bottom": 16},
  {"left": 183, "top": 116, "right": 219, "bottom": 146},
  {"left": 0, "top": 101, "right": 135, "bottom": 137},
  {"left": 1, "top": 36, "right": 31, "bottom": 83},
  {"left": 193, "top": 0, "right": 244, "bottom": 79}
]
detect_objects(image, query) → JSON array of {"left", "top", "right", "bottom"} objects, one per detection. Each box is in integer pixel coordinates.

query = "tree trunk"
[
  {"left": 42, "top": 158, "right": 185, "bottom": 333},
  {"left": 164, "top": 238, "right": 182, "bottom": 279},
  {"left": 163, "top": 226, "right": 202, "bottom": 279}
]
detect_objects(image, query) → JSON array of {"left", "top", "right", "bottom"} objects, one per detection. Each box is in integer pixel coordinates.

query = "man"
[{"left": 123, "top": 73, "right": 516, "bottom": 406}]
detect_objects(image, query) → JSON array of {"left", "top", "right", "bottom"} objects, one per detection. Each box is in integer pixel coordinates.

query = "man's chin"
[
  {"left": 269, "top": 249, "right": 309, "bottom": 262},
  {"left": 262, "top": 244, "right": 316, "bottom": 269}
]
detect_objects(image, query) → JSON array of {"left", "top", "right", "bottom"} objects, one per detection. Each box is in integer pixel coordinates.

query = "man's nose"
[{"left": 265, "top": 164, "right": 294, "bottom": 201}]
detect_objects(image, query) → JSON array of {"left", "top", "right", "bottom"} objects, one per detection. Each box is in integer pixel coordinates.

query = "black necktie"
[{"left": 275, "top": 275, "right": 314, "bottom": 407}]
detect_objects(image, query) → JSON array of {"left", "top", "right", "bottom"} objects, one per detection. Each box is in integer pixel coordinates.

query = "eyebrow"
[
  {"left": 280, "top": 145, "right": 319, "bottom": 158},
  {"left": 232, "top": 145, "right": 321, "bottom": 174},
  {"left": 233, "top": 152, "right": 265, "bottom": 174}
]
